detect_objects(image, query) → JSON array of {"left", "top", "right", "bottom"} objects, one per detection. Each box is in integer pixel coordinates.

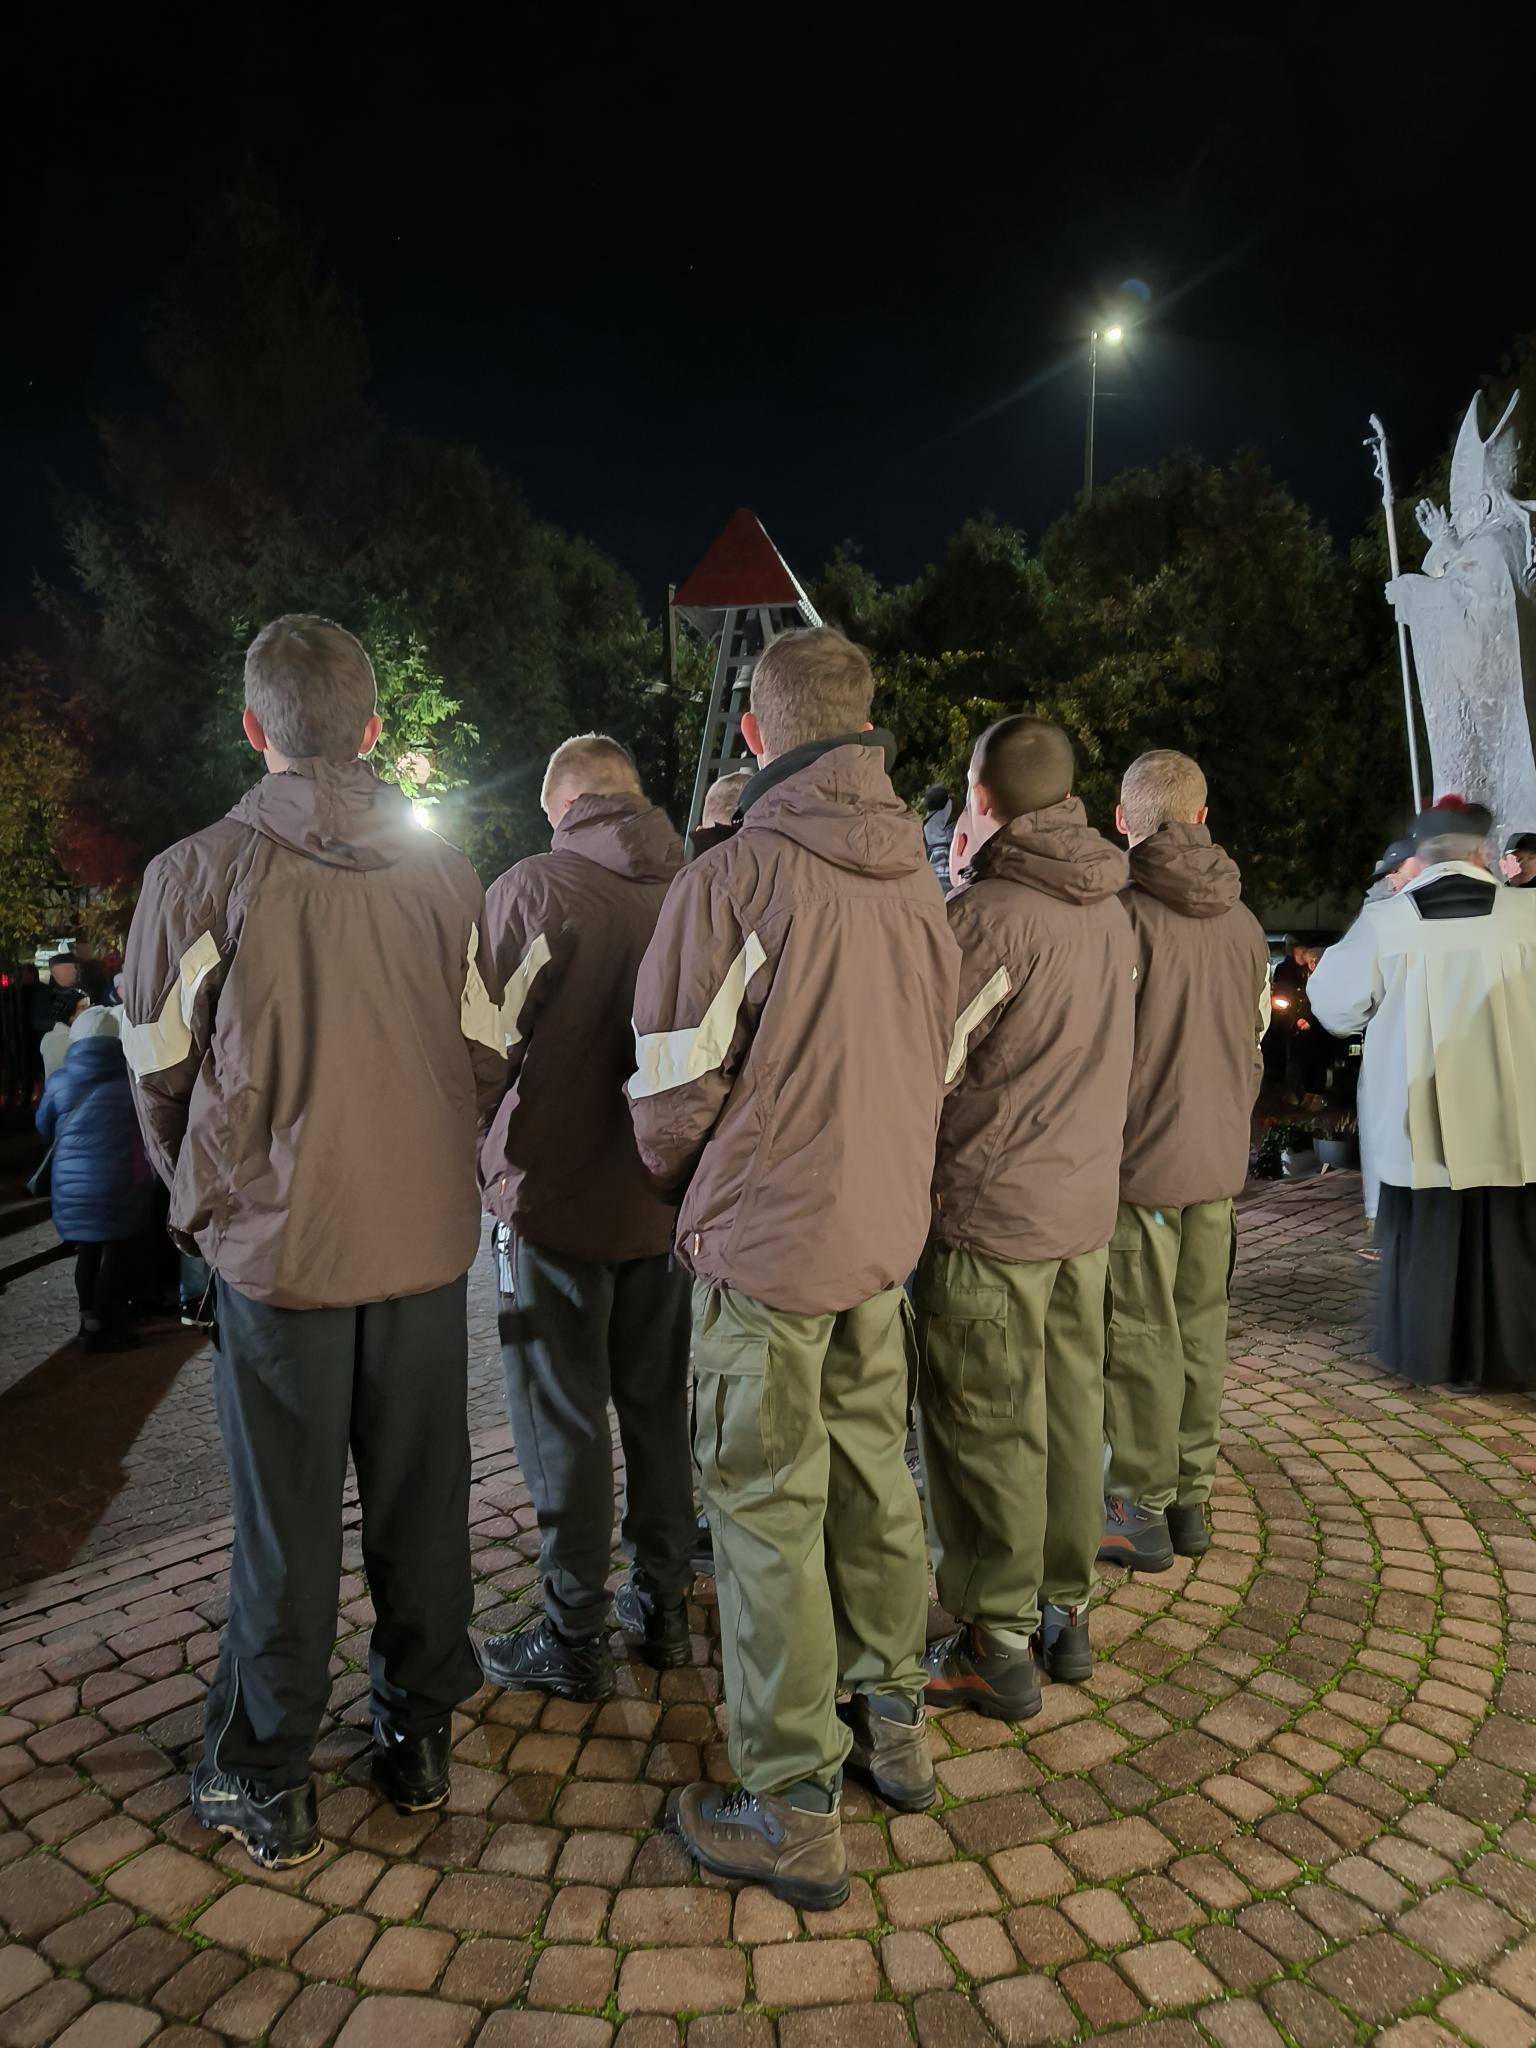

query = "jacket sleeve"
[
  {"left": 35, "top": 1070, "right": 63, "bottom": 1142},
  {"left": 1307, "top": 912, "right": 1383, "bottom": 1036},
  {"left": 627, "top": 865, "right": 764, "bottom": 1194},
  {"left": 943, "top": 894, "right": 1020, "bottom": 1089},
  {"left": 480, "top": 865, "right": 560, "bottom": 1094},
  {"left": 120, "top": 855, "right": 226, "bottom": 1189}
]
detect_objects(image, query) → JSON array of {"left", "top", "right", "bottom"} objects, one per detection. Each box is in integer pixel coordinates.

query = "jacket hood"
[
  {"left": 64, "top": 1035, "right": 128, "bottom": 1079},
  {"left": 1129, "top": 822, "right": 1243, "bottom": 919},
  {"left": 740, "top": 734, "right": 925, "bottom": 879},
  {"left": 972, "top": 798, "right": 1129, "bottom": 903},
  {"left": 230, "top": 759, "right": 418, "bottom": 872},
  {"left": 554, "top": 791, "right": 683, "bottom": 883}
]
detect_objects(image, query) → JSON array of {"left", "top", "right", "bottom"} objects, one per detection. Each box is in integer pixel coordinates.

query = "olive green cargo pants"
[
  {"left": 692, "top": 1280, "right": 929, "bottom": 1799},
  {"left": 1104, "top": 1199, "right": 1237, "bottom": 1513},
  {"left": 914, "top": 1240, "right": 1107, "bottom": 1634}
]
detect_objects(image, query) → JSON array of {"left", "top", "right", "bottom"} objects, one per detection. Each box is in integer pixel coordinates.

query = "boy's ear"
[
  {"left": 359, "top": 713, "right": 383, "bottom": 759},
  {"left": 242, "top": 707, "right": 268, "bottom": 755},
  {"left": 740, "top": 710, "right": 766, "bottom": 762}
]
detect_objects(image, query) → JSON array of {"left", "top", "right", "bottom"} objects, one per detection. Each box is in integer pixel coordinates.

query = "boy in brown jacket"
[
  {"left": 122, "top": 617, "right": 505, "bottom": 1868},
  {"left": 628, "top": 628, "right": 960, "bottom": 1909},
  {"left": 474, "top": 735, "right": 696, "bottom": 1701},
  {"left": 1100, "top": 751, "right": 1269, "bottom": 1568},
  {"left": 918, "top": 715, "right": 1135, "bottom": 1720}
]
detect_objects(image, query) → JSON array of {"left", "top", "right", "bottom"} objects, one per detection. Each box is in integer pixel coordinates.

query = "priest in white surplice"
[{"left": 1310, "top": 797, "right": 1536, "bottom": 1389}]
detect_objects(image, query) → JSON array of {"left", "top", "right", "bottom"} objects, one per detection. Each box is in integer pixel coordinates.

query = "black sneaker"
[
  {"left": 613, "top": 1576, "right": 691, "bottom": 1670},
  {"left": 689, "top": 1514, "right": 714, "bottom": 1578},
  {"left": 189, "top": 1759, "right": 322, "bottom": 1870},
  {"left": 922, "top": 1624, "right": 1041, "bottom": 1722},
  {"left": 477, "top": 1616, "right": 615, "bottom": 1702},
  {"left": 372, "top": 1721, "right": 452, "bottom": 1813},
  {"left": 1098, "top": 1496, "right": 1175, "bottom": 1572},
  {"left": 1034, "top": 1602, "right": 1093, "bottom": 1683},
  {"left": 1166, "top": 1502, "right": 1210, "bottom": 1558}
]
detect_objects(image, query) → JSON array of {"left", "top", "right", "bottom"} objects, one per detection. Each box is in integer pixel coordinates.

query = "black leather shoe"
[
  {"left": 1034, "top": 1603, "right": 1093, "bottom": 1683},
  {"left": 613, "top": 1576, "right": 691, "bottom": 1670},
  {"left": 372, "top": 1721, "right": 452, "bottom": 1812},
  {"left": 190, "top": 1760, "right": 322, "bottom": 1869},
  {"left": 478, "top": 1616, "right": 615, "bottom": 1702},
  {"left": 1166, "top": 1502, "right": 1210, "bottom": 1556}
]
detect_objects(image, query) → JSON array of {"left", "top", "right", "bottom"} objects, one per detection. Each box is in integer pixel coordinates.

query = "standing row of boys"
[{"left": 123, "top": 616, "right": 1268, "bottom": 1910}]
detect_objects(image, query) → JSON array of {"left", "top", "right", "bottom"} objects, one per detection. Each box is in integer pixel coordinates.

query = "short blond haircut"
[
  {"left": 245, "top": 615, "right": 377, "bottom": 764},
  {"left": 541, "top": 733, "right": 642, "bottom": 811},
  {"left": 1120, "top": 749, "right": 1208, "bottom": 838},
  {"left": 701, "top": 769, "right": 752, "bottom": 828},
  {"left": 749, "top": 628, "right": 874, "bottom": 758}
]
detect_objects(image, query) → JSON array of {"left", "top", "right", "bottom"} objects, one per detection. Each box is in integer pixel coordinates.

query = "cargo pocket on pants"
[
  {"left": 693, "top": 1333, "right": 779, "bottom": 1505},
  {"left": 917, "top": 1285, "right": 1013, "bottom": 1422}
]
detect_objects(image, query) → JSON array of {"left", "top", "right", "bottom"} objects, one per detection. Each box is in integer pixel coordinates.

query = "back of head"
[
  {"left": 540, "top": 733, "right": 643, "bottom": 815},
  {"left": 749, "top": 628, "right": 874, "bottom": 758},
  {"left": 701, "top": 769, "right": 752, "bottom": 829},
  {"left": 245, "top": 615, "right": 378, "bottom": 764},
  {"left": 69, "top": 1005, "right": 121, "bottom": 1044},
  {"left": 1120, "top": 750, "right": 1207, "bottom": 839},
  {"left": 971, "top": 715, "right": 1075, "bottom": 823},
  {"left": 1412, "top": 794, "right": 1493, "bottom": 870}
]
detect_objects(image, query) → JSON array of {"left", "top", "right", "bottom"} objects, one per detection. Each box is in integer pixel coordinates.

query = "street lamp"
[{"left": 1084, "top": 324, "right": 1125, "bottom": 503}]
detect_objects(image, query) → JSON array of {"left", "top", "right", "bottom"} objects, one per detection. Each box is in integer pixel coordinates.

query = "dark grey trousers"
[
  {"left": 498, "top": 1236, "right": 694, "bottom": 1639},
  {"left": 203, "top": 1274, "right": 481, "bottom": 1787}
]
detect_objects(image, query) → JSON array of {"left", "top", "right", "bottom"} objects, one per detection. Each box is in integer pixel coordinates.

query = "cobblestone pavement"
[{"left": 3, "top": 1174, "right": 1536, "bottom": 2046}]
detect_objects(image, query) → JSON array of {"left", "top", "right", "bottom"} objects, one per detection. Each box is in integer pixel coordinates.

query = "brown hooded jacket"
[
  {"left": 122, "top": 760, "right": 505, "bottom": 1310},
  {"left": 933, "top": 799, "right": 1136, "bottom": 1263},
  {"left": 1118, "top": 822, "right": 1270, "bottom": 1209},
  {"left": 627, "top": 735, "right": 960, "bottom": 1315},
  {"left": 480, "top": 792, "right": 684, "bottom": 1262}
]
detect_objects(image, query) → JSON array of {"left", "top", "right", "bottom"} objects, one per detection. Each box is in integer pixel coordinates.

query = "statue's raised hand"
[{"left": 1416, "top": 499, "right": 1452, "bottom": 545}]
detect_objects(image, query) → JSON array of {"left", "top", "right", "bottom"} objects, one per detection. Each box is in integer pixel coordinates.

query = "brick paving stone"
[
  {"left": 202, "top": 1966, "right": 300, "bottom": 2041},
  {"left": 1061, "top": 1886, "right": 1139, "bottom": 1948},
  {"left": 438, "top": 1936, "right": 530, "bottom": 2005},
  {"left": 60, "top": 1815, "right": 154, "bottom": 1876},
  {"left": 49, "top": 2005, "right": 163, "bottom": 2048},
  {"left": 754, "top": 1938, "right": 880, "bottom": 2007},
  {"left": 977, "top": 1974, "right": 1078, "bottom": 2044},
  {"left": 1261, "top": 1979, "right": 1359, "bottom": 2048},
  {"left": 939, "top": 1792, "right": 1053, "bottom": 1856},
  {"left": 1236, "top": 1899, "right": 1328, "bottom": 1964},
  {"left": 1438, "top": 1985, "right": 1536, "bottom": 2048},
  {"left": 1395, "top": 1885, "right": 1522, "bottom": 1968},
  {"left": 292, "top": 1914, "right": 378, "bottom": 1982},
  {"left": 478, "top": 2019, "right": 614, "bottom": 2048},
  {"left": 1060, "top": 1815, "right": 1175, "bottom": 1880},
  {"left": 880, "top": 1860, "right": 1001, "bottom": 1925},
  {"left": 914, "top": 1988, "right": 994, "bottom": 2047},
  {"left": 1309, "top": 1931, "right": 1449, "bottom": 2024},
  {"left": 422, "top": 1871, "right": 548, "bottom": 1937},
  {"left": 1003, "top": 1906, "right": 1087, "bottom": 1967},
  {"left": 1196, "top": 1999, "right": 1287, "bottom": 2048},
  {"left": 1060, "top": 1959, "right": 1145, "bottom": 2029},
  {"left": 1193, "top": 1924, "right": 1280, "bottom": 1993},
  {"left": 0, "top": 1978, "right": 92, "bottom": 2045},
  {"left": 609, "top": 1886, "right": 731, "bottom": 1946},
  {"left": 154, "top": 1948, "right": 247, "bottom": 2019},
  {"left": 941, "top": 1916, "right": 1017, "bottom": 1982},
  {"left": 332, "top": 1996, "right": 478, "bottom": 2048},
  {"left": 986, "top": 1843, "right": 1073, "bottom": 1903},
  {"left": 0, "top": 1853, "right": 97, "bottom": 1938},
  {"left": 194, "top": 1885, "right": 325, "bottom": 1962},
  {"left": 269, "top": 1983, "right": 357, "bottom": 2048},
  {"left": 1117, "top": 1940, "right": 1224, "bottom": 2009},
  {"left": 105, "top": 1843, "right": 226, "bottom": 1919},
  {"left": 304, "top": 1851, "right": 384, "bottom": 1909},
  {"left": 543, "top": 1885, "right": 609, "bottom": 1942},
  {"left": 86, "top": 1928, "right": 192, "bottom": 1999},
  {"left": 39, "top": 1903, "right": 136, "bottom": 1970},
  {"left": 776, "top": 2011, "right": 910, "bottom": 2048},
  {"left": 883, "top": 1930, "right": 953, "bottom": 1993},
  {"left": 616, "top": 1945, "right": 745, "bottom": 2013},
  {"left": 363, "top": 1861, "right": 437, "bottom": 1921},
  {"left": 0, "top": 1947, "right": 50, "bottom": 2011},
  {"left": 527, "top": 1944, "right": 618, "bottom": 2011}
]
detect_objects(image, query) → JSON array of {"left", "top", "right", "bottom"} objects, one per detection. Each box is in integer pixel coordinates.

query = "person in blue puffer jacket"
[{"left": 36, "top": 1005, "right": 155, "bottom": 1351}]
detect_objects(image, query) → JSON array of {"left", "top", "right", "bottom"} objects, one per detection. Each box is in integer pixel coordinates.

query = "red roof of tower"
[{"left": 673, "top": 508, "right": 803, "bottom": 613}]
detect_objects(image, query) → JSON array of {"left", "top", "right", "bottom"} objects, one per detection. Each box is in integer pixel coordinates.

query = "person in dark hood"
[
  {"left": 628, "top": 627, "right": 960, "bottom": 1909},
  {"left": 1100, "top": 752, "right": 1269, "bottom": 1574},
  {"left": 36, "top": 1005, "right": 155, "bottom": 1351},
  {"left": 922, "top": 783, "right": 955, "bottom": 892},
  {"left": 918, "top": 716, "right": 1135, "bottom": 1723},
  {"left": 475, "top": 735, "right": 695, "bottom": 1705},
  {"left": 1500, "top": 831, "right": 1536, "bottom": 886},
  {"left": 122, "top": 615, "right": 505, "bottom": 1870},
  {"left": 690, "top": 768, "right": 752, "bottom": 858}
]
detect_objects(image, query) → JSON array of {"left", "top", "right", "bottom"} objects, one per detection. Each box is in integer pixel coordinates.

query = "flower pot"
[
  {"left": 1281, "top": 1146, "right": 1320, "bottom": 1179},
  {"left": 1316, "top": 1136, "right": 1359, "bottom": 1170}
]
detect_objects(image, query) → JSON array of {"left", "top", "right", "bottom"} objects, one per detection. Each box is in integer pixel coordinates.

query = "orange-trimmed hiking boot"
[{"left": 922, "top": 1623, "right": 1041, "bottom": 1722}]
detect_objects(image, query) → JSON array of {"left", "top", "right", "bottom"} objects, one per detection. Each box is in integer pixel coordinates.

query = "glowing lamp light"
[
  {"left": 1272, "top": 995, "right": 1290, "bottom": 1010},
  {"left": 1103, "top": 325, "right": 1124, "bottom": 344},
  {"left": 412, "top": 803, "right": 432, "bottom": 830}
]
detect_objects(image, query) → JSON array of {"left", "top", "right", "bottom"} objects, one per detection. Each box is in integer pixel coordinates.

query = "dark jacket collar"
[{"left": 737, "top": 730, "right": 898, "bottom": 818}]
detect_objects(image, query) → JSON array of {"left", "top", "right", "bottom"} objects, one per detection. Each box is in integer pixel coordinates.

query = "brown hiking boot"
[
  {"left": 676, "top": 1780, "right": 848, "bottom": 1910},
  {"left": 838, "top": 1694, "right": 937, "bottom": 1811}
]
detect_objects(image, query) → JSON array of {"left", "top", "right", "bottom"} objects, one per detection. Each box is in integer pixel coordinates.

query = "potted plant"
[
  {"left": 1256, "top": 1119, "right": 1319, "bottom": 1180},
  {"left": 1316, "top": 1114, "right": 1359, "bottom": 1171}
]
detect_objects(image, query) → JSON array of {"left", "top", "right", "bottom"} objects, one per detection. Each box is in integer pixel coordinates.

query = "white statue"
[{"left": 1387, "top": 391, "right": 1536, "bottom": 847}]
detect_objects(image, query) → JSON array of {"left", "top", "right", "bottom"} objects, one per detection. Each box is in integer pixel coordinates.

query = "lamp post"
[{"left": 1083, "top": 324, "right": 1124, "bottom": 503}]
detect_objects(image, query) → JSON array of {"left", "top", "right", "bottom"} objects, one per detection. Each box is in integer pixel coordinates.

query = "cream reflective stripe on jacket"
[
  {"left": 629, "top": 932, "right": 767, "bottom": 1100},
  {"left": 121, "top": 931, "right": 222, "bottom": 1079},
  {"left": 461, "top": 927, "right": 552, "bottom": 1052},
  {"left": 945, "top": 964, "right": 1010, "bottom": 1085}
]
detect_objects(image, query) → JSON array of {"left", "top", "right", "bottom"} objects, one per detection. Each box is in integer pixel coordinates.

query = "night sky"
[{"left": 5, "top": 14, "right": 1532, "bottom": 641}]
